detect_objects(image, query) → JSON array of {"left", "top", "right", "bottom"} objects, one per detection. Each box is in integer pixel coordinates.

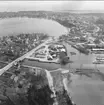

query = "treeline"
[
  {"left": 0, "top": 11, "right": 69, "bottom": 18},
  {"left": 55, "top": 19, "right": 76, "bottom": 28},
  {"left": 96, "top": 18, "right": 104, "bottom": 25},
  {"left": 0, "top": 11, "right": 46, "bottom": 18}
]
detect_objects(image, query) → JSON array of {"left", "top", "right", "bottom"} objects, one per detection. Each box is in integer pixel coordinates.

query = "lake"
[{"left": 0, "top": 17, "right": 67, "bottom": 37}]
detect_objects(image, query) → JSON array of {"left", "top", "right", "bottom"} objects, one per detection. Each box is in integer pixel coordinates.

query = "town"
[{"left": 0, "top": 2, "right": 104, "bottom": 105}]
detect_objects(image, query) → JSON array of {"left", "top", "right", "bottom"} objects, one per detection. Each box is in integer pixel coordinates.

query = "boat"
[
  {"left": 93, "top": 60, "right": 104, "bottom": 64},
  {"left": 70, "top": 52, "right": 76, "bottom": 55},
  {"left": 91, "top": 48, "right": 104, "bottom": 54},
  {"left": 96, "top": 56, "right": 104, "bottom": 60},
  {"left": 94, "top": 51, "right": 104, "bottom": 54}
]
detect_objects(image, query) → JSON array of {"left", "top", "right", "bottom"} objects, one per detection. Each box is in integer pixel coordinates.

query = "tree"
[
  {"left": 27, "top": 72, "right": 54, "bottom": 105},
  {"left": 59, "top": 51, "right": 69, "bottom": 65}
]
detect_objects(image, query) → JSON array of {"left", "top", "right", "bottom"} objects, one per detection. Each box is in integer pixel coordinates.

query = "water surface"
[
  {"left": 0, "top": 17, "right": 67, "bottom": 37},
  {"left": 68, "top": 73, "right": 104, "bottom": 105}
]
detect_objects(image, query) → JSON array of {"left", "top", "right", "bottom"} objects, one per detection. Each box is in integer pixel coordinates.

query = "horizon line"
[{"left": 1, "top": 10, "right": 104, "bottom": 13}]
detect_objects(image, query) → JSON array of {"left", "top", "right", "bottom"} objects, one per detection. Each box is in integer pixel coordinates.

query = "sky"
[{"left": 0, "top": 1, "right": 104, "bottom": 12}]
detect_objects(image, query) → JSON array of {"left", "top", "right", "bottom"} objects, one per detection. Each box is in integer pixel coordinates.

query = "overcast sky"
[{"left": 0, "top": 1, "right": 104, "bottom": 12}]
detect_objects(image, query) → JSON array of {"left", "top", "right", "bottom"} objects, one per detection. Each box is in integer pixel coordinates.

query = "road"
[
  {"left": 0, "top": 38, "right": 52, "bottom": 75},
  {"left": 1, "top": 36, "right": 104, "bottom": 76}
]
